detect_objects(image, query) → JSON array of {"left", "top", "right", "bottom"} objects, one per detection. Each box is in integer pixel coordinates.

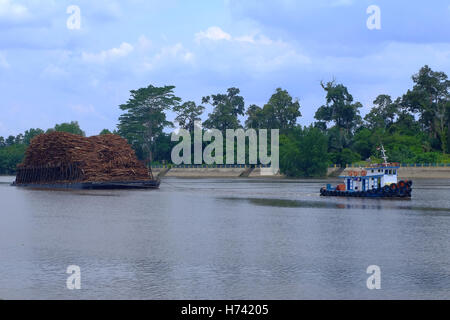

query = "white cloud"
[
  {"left": 137, "top": 35, "right": 152, "bottom": 51},
  {"left": 82, "top": 42, "right": 134, "bottom": 63},
  {"left": 0, "top": 0, "right": 29, "bottom": 20},
  {"left": 0, "top": 51, "right": 9, "bottom": 68},
  {"left": 195, "top": 26, "right": 232, "bottom": 42},
  {"left": 142, "top": 43, "right": 194, "bottom": 70},
  {"left": 41, "top": 64, "right": 68, "bottom": 78},
  {"left": 193, "top": 26, "right": 311, "bottom": 73}
]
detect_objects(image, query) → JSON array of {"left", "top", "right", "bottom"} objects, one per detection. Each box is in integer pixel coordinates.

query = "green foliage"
[
  {"left": 364, "top": 95, "right": 398, "bottom": 130},
  {"left": 315, "top": 81, "right": 362, "bottom": 134},
  {"left": 99, "top": 129, "right": 112, "bottom": 135},
  {"left": 245, "top": 88, "right": 301, "bottom": 132},
  {"left": 118, "top": 84, "right": 181, "bottom": 163},
  {"left": 402, "top": 65, "right": 450, "bottom": 153},
  {"left": 173, "top": 101, "right": 205, "bottom": 132},
  {"left": 280, "top": 126, "right": 328, "bottom": 177},
  {"left": 50, "top": 121, "right": 85, "bottom": 136},
  {"left": 0, "top": 144, "right": 27, "bottom": 174},
  {"left": 24, "top": 128, "right": 44, "bottom": 145},
  {"left": 329, "top": 148, "right": 361, "bottom": 167},
  {"left": 202, "top": 87, "right": 245, "bottom": 132}
]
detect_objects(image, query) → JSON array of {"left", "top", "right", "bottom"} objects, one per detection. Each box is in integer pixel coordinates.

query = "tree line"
[{"left": 1, "top": 65, "right": 449, "bottom": 177}]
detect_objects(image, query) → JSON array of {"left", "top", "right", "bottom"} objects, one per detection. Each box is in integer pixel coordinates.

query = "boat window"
[
  {"left": 371, "top": 170, "right": 374, "bottom": 173},
  {"left": 385, "top": 170, "right": 388, "bottom": 174},
  {"left": 393, "top": 170, "right": 397, "bottom": 175}
]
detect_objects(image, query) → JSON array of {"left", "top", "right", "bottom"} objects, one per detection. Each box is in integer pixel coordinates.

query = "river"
[{"left": 0, "top": 176, "right": 449, "bottom": 299}]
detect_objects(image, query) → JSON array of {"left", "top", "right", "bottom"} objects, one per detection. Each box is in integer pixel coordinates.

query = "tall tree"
[
  {"left": 202, "top": 87, "right": 245, "bottom": 132},
  {"left": 118, "top": 85, "right": 181, "bottom": 164},
  {"left": 245, "top": 104, "right": 266, "bottom": 129},
  {"left": 314, "top": 81, "right": 362, "bottom": 134},
  {"left": 173, "top": 101, "right": 205, "bottom": 132},
  {"left": 402, "top": 65, "right": 450, "bottom": 154},
  {"left": 364, "top": 95, "right": 398, "bottom": 130},
  {"left": 262, "top": 88, "right": 301, "bottom": 131}
]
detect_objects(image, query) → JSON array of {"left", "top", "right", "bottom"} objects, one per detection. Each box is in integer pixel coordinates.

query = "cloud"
[
  {"left": 41, "top": 64, "right": 69, "bottom": 78},
  {"left": 0, "top": 0, "right": 29, "bottom": 21},
  {"left": 142, "top": 43, "right": 194, "bottom": 70},
  {"left": 137, "top": 35, "right": 152, "bottom": 51},
  {"left": 82, "top": 42, "right": 134, "bottom": 63},
  {"left": 195, "top": 26, "right": 232, "bottom": 42},
  {"left": 0, "top": 51, "right": 9, "bottom": 68},
  {"left": 193, "top": 26, "right": 311, "bottom": 73}
]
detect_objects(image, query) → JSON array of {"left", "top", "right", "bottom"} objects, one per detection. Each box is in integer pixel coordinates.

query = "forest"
[{"left": 1, "top": 65, "right": 450, "bottom": 177}]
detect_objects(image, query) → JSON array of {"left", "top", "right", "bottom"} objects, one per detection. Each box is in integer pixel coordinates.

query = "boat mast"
[{"left": 380, "top": 144, "right": 388, "bottom": 165}]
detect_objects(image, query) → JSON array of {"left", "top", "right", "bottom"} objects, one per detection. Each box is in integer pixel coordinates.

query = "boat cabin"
[{"left": 339, "top": 164, "right": 400, "bottom": 192}]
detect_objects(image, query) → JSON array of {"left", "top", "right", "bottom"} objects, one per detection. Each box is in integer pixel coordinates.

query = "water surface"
[{"left": 0, "top": 176, "right": 449, "bottom": 299}]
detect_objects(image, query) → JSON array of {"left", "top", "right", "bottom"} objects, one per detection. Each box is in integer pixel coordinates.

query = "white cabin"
[{"left": 339, "top": 164, "right": 399, "bottom": 192}]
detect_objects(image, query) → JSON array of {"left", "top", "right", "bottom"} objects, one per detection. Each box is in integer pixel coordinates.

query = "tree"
[
  {"left": 118, "top": 84, "right": 181, "bottom": 164},
  {"left": 5, "top": 135, "right": 15, "bottom": 146},
  {"left": 173, "top": 101, "right": 205, "bottom": 132},
  {"left": 50, "top": 121, "right": 85, "bottom": 136},
  {"left": 329, "top": 148, "right": 361, "bottom": 167},
  {"left": 280, "top": 126, "right": 328, "bottom": 177},
  {"left": 0, "top": 143, "right": 27, "bottom": 174},
  {"left": 262, "top": 88, "right": 301, "bottom": 131},
  {"left": 245, "top": 104, "right": 266, "bottom": 129},
  {"left": 364, "top": 95, "right": 398, "bottom": 130},
  {"left": 23, "top": 128, "right": 44, "bottom": 145},
  {"left": 202, "top": 87, "right": 245, "bottom": 132},
  {"left": 315, "top": 81, "right": 362, "bottom": 134},
  {"left": 244, "top": 89, "right": 301, "bottom": 131},
  {"left": 99, "top": 129, "right": 113, "bottom": 135},
  {"left": 402, "top": 65, "right": 450, "bottom": 154}
]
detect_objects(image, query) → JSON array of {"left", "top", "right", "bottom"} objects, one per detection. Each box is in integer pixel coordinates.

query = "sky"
[{"left": 1, "top": 0, "right": 450, "bottom": 137}]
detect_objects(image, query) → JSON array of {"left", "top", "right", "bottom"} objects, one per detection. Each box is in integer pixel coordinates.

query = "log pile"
[{"left": 15, "top": 132, "right": 153, "bottom": 184}]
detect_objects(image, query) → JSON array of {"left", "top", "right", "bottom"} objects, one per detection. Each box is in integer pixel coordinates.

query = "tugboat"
[{"left": 320, "top": 145, "right": 413, "bottom": 198}]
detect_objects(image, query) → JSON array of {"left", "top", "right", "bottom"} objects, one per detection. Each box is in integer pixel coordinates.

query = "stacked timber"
[{"left": 15, "top": 132, "right": 153, "bottom": 184}]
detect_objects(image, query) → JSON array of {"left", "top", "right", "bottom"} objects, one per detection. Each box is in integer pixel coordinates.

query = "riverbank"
[{"left": 151, "top": 166, "right": 450, "bottom": 179}]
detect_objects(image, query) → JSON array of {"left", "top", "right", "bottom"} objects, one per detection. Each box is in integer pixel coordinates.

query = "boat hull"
[
  {"left": 11, "top": 179, "right": 161, "bottom": 190},
  {"left": 320, "top": 188, "right": 411, "bottom": 199}
]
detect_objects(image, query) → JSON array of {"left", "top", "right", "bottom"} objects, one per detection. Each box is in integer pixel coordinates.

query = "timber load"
[{"left": 13, "top": 132, "right": 160, "bottom": 189}]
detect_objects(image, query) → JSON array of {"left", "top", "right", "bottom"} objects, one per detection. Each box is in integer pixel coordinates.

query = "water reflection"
[{"left": 220, "top": 197, "right": 450, "bottom": 214}]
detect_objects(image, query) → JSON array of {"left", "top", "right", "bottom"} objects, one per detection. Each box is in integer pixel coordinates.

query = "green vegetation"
[{"left": 1, "top": 65, "right": 449, "bottom": 177}]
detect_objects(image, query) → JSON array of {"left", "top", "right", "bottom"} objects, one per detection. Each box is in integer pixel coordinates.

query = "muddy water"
[{"left": 0, "top": 176, "right": 449, "bottom": 299}]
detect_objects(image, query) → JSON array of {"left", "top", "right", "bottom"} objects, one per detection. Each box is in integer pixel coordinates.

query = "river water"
[{"left": 0, "top": 176, "right": 449, "bottom": 300}]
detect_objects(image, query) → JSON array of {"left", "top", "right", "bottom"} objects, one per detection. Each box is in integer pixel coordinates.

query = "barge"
[{"left": 12, "top": 132, "right": 160, "bottom": 190}]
